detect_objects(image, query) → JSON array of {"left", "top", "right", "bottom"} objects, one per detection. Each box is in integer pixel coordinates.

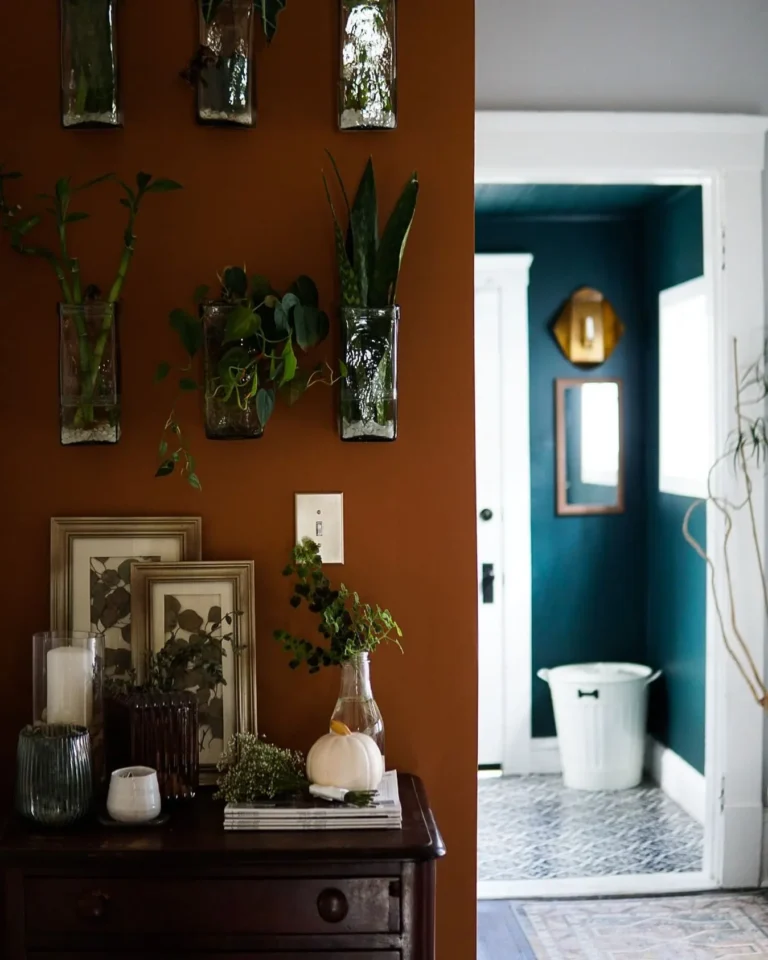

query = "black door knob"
[{"left": 480, "top": 508, "right": 493, "bottom": 521}]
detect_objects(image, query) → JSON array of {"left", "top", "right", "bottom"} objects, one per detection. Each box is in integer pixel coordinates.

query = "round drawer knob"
[
  {"left": 317, "top": 887, "right": 349, "bottom": 924},
  {"left": 78, "top": 890, "right": 110, "bottom": 920}
]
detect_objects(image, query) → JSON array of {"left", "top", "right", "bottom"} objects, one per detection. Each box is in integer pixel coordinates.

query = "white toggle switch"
[{"left": 295, "top": 493, "right": 344, "bottom": 564}]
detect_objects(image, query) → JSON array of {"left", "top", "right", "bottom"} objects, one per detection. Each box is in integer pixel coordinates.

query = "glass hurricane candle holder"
[
  {"left": 60, "top": 0, "right": 122, "bottom": 128},
  {"left": 339, "top": 0, "right": 397, "bottom": 131}
]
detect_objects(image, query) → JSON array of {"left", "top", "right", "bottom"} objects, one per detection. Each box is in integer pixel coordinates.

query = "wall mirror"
[{"left": 555, "top": 378, "right": 625, "bottom": 516}]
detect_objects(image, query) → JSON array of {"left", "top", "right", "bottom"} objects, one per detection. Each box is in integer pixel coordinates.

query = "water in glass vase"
[
  {"left": 59, "top": 303, "right": 121, "bottom": 445},
  {"left": 331, "top": 653, "right": 385, "bottom": 758}
]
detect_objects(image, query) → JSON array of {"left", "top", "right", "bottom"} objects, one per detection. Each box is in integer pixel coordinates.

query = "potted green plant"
[
  {"left": 339, "top": 0, "right": 397, "bottom": 131},
  {"left": 184, "top": 0, "right": 287, "bottom": 126},
  {"left": 106, "top": 609, "right": 241, "bottom": 801},
  {"left": 274, "top": 537, "right": 403, "bottom": 754},
  {"left": 155, "top": 268, "right": 340, "bottom": 488},
  {"left": 323, "top": 153, "right": 418, "bottom": 441},
  {"left": 0, "top": 166, "right": 181, "bottom": 445},
  {"left": 60, "top": 0, "right": 121, "bottom": 128}
]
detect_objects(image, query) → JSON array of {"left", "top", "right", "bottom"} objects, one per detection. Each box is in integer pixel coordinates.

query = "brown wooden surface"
[{"left": 2, "top": 774, "right": 443, "bottom": 960}]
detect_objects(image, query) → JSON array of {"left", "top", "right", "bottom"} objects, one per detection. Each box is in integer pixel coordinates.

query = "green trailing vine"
[{"left": 274, "top": 538, "right": 403, "bottom": 673}]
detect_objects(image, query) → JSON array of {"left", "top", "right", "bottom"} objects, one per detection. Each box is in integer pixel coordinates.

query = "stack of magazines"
[{"left": 224, "top": 770, "right": 402, "bottom": 831}]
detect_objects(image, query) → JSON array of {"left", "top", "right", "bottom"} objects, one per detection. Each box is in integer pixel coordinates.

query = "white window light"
[{"left": 659, "top": 276, "right": 711, "bottom": 498}]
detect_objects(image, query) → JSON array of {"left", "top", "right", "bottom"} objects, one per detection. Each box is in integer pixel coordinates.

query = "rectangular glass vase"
[
  {"left": 339, "top": 0, "right": 397, "bottom": 131},
  {"left": 60, "top": 0, "right": 122, "bottom": 128}
]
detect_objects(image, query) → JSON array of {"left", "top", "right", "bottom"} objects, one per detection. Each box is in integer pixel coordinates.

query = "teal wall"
[
  {"left": 476, "top": 217, "right": 648, "bottom": 737},
  {"left": 475, "top": 189, "right": 705, "bottom": 762},
  {"left": 643, "top": 187, "right": 706, "bottom": 774}
]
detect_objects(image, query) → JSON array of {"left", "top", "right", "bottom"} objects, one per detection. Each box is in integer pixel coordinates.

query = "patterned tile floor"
[
  {"left": 478, "top": 894, "right": 768, "bottom": 959},
  {"left": 478, "top": 775, "right": 703, "bottom": 881}
]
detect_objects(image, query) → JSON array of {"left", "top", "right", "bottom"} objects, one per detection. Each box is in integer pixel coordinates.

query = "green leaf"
[
  {"left": 136, "top": 172, "right": 152, "bottom": 192},
  {"left": 283, "top": 370, "right": 309, "bottom": 406},
  {"left": 179, "top": 378, "right": 198, "bottom": 391},
  {"left": 54, "top": 177, "right": 71, "bottom": 202},
  {"left": 169, "top": 308, "right": 203, "bottom": 357},
  {"left": 339, "top": 359, "right": 349, "bottom": 378},
  {"left": 188, "top": 472, "right": 202, "bottom": 491},
  {"left": 146, "top": 179, "right": 183, "bottom": 193},
  {"left": 224, "top": 304, "right": 258, "bottom": 342},
  {"left": 75, "top": 172, "right": 113, "bottom": 192},
  {"left": 154, "top": 361, "right": 171, "bottom": 383},
  {"left": 256, "top": 388, "right": 275, "bottom": 428},
  {"left": 281, "top": 339, "right": 298, "bottom": 384},
  {"left": 193, "top": 284, "right": 210, "bottom": 305},
  {"left": 155, "top": 460, "right": 175, "bottom": 478},
  {"left": 14, "top": 215, "right": 41, "bottom": 236},
  {"left": 371, "top": 172, "right": 419, "bottom": 307},
  {"left": 293, "top": 304, "right": 324, "bottom": 351},
  {"left": 290, "top": 275, "right": 319, "bottom": 308},
  {"left": 159, "top": 439, "right": 168, "bottom": 456},
  {"left": 281, "top": 292, "right": 300, "bottom": 315},
  {"left": 350, "top": 158, "right": 378, "bottom": 306},
  {"left": 64, "top": 211, "right": 89, "bottom": 224},
  {"left": 223, "top": 266, "right": 248, "bottom": 299},
  {"left": 250, "top": 274, "right": 272, "bottom": 304},
  {"left": 323, "top": 173, "right": 361, "bottom": 307},
  {"left": 273, "top": 304, "right": 290, "bottom": 335},
  {"left": 254, "top": 0, "right": 287, "bottom": 41}
]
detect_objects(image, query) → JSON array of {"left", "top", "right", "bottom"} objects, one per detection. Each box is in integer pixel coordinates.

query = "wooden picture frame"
[
  {"left": 130, "top": 561, "right": 256, "bottom": 784},
  {"left": 555, "top": 378, "right": 625, "bottom": 516},
  {"left": 50, "top": 517, "right": 202, "bottom": 677}
]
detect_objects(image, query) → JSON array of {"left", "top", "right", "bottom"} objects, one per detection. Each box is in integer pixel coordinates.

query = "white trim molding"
[
  {"left": 475, "top": 111, "right": 768, "bottom": 889},
  {"left": 530, "top": 737, "right": 561, "bottom": 775},
  {"left": 645, "top": 736, "right": 706, "bottom": 826},
  {"left": 478, "top": 872, "right": 713, "bottom": 902}
]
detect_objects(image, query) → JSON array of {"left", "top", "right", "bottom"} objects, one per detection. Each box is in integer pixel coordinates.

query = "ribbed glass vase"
[
  {"left": 16, "top": 724, "right": 92, "bottom": 826},
  {"left": 60, "top": 0, "right": 122, "bottom": 128}
]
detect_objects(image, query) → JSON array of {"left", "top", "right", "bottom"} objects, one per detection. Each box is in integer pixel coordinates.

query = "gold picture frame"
[
  {"left": 130, "top": 561, "right": 256, "bottom": 784},
  {"left": 50, "top": 517, "right": 203, "bottom": 677}
]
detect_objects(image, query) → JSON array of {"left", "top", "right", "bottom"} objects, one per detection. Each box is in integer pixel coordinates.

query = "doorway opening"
[{"left": 474, "top": 112, "right": 768, "bottom": 901}]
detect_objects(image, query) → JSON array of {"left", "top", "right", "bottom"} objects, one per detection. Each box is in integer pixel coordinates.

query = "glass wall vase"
[
  {"left": 203, "top": 302, "right": 264, "bottom": 439},
  {"left": 339, "top": 0, "right": 397, "bottom": 131},
  {"left": 340, "top": 306, "right": 399, "bottom": 441},
  {"left": 60, "top": 0, "right": 121, "bottom": 128},
  {"left": 197, "top": 0, "right": 255, "bottom": 127},
  {"left": 59, "top": 302, "right": 121, "bottom": 445}
]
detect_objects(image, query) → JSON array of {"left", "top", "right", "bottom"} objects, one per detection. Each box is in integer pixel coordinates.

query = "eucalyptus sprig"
[
  {"left": 274, "top": 538, "right": 403, "bottom": 674},
  {"left": 156, "top": 268, "right": 341, "bottom": 489}
]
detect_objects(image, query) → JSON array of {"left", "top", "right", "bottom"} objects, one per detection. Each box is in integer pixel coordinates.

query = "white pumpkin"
[{"left": 307, "top": 726, "right": 384, "bottom": 792}]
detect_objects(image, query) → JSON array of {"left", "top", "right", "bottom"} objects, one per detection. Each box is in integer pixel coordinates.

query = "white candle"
[{"left": 47, "top": 647, "right": 93, "bottom": 726}]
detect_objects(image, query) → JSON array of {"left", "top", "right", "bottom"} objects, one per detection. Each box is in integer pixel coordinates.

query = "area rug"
[{"left": 479, "top": 894, "right": 768, "bottom": 959}]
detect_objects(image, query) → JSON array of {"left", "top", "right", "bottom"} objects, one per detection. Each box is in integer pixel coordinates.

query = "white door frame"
[
  {"left": 476, "top": 111, "right": 768, "bottom": 890},
  {"left": 475, "top": 254, "right": 533, "bottom": 773}
]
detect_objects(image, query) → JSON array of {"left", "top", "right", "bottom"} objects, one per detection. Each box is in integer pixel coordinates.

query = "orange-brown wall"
[{"left": 0, "top": 2, "right": 477, "bottom": 955}]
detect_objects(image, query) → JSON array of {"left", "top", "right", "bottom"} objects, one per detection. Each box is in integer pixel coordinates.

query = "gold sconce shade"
[{"left": 552, "top": 287, "right": 624, "bottom": 366}]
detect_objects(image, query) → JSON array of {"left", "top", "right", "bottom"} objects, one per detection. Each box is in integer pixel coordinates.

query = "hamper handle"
[
  {"left": 536, "top": 668, "right": 550, "bottom": 683},
  {"left": 646, "top": 670, "right": 662, "bottom": 686}
]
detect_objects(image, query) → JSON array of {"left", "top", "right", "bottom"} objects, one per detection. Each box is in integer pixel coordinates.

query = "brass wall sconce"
[{"left": 552, "top": 287, "right": 624, "bottom": 366}]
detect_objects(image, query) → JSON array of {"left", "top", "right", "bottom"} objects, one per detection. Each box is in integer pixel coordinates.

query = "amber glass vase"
[{"left": 106, "top": 692, "right": 199, "bottom": 802}]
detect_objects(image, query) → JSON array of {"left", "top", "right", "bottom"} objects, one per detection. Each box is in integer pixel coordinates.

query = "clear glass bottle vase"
[{"left": 330, "top": 653, "right": 385, "bottom": 757}]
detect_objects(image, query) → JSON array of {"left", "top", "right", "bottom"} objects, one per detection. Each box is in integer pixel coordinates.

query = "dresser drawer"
[{"left": 25, "top": 876, "right": 401, "bottom": 938}]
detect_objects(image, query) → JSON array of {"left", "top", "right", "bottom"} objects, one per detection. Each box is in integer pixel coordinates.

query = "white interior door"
[{"left": 475, "top": 254, "right": 533, "bottom": 772}]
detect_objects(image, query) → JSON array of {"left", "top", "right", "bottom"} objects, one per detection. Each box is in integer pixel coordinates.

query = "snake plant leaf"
[
  {"left": 325, "top": 151, "right": 354, "bottom": 266},
  {"left": 350, "top": 158, "right": 378, "bottom": 307},
  {"left": 323, "top": 173, "right": 362, "bottom": 306},
  {"left": 371, "top": 172, "right": 419, "bottom": 307},
  {"left": 254, "top": 0, "right": 287, "bottom": 41}
]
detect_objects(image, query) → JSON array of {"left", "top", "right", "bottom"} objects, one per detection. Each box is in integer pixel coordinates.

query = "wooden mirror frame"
[{"left": 555, "top": 377, "right": 625, "bottom": 516}]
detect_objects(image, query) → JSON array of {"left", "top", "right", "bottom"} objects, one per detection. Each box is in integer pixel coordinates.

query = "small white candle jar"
[
  {"left": 32, "top": 632, "right": 104, "bottom": 736},
  {"left": 107, "top": 767, "right": 161, "bottom": 823}
]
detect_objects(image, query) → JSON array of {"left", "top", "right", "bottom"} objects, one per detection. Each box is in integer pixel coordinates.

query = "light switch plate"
[{"left": 295, "top": 493, "right": 344, "bottom": 564}]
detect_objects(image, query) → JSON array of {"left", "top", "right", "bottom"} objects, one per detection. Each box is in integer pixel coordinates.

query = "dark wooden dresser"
[{"left": 1, "top": 774, "right": 444, "bottom": 960}]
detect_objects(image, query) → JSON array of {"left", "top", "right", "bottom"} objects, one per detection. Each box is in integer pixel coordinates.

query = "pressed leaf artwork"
[
  {"left": 162, "top": 593, "right": 235, "bottom": 766},
  {"left": 91, "top": 556, "right": 160, "bottom": 676}
]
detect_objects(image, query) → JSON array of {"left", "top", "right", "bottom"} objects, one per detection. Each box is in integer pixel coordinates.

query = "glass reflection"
[{"left": 340, "top": 0, "right": 397, "bottom": 130}]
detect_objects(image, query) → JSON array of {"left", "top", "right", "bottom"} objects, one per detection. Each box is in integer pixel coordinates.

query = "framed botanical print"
[
  {"left": 50, "top": 517, "right": 202, "bottom": 678},
  {"left": 130, "top": 561, "right": 256, "bottom": 783}
]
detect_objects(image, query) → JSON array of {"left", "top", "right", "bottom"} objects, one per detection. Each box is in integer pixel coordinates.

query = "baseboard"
[
  {"left": 529, "top": 737, "right": 562, "bottom": 774},
  {"left": 644, "top": 735, "right": 706, "bottom": 825},
  {"left": 478, "top": 872, "right": 713, "bottom": 900}
]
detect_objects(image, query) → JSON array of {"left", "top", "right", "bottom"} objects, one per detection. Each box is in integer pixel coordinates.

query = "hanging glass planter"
[
  {"left": 340, "top": 306, "right": 399, "bottom": 441},
  {"left": 60, "top": 0, "right": 121, "bottom": 129},
  {"left": 203, "top": 303, "right": 264, "bottom": 439},
  {"left": 59, "top": 302, "right": 121, "bottom": 445},
  {"left": 339, "top": 0, "right": 397, "bottom": 131},
  {"left": 197, "top": 0, "right": 255, "bottom": 127}
]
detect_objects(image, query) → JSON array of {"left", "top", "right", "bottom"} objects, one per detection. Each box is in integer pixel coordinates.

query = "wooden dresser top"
[{"left": 0, "top": 773, "right": 445, "bottom": 866}]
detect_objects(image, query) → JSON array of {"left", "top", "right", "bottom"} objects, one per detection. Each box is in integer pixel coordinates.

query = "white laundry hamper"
[{"left": 537, "top": 663, "right": 661, "bottom": 791}]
